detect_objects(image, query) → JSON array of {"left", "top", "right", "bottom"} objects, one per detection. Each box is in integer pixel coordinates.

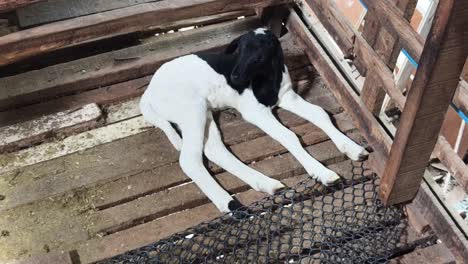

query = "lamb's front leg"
[
  {"left": 279, "top": 90, "right": 369, "bottom": 161},
  {"left": 238, "top": 90, "right": 340, "bottom": 186}
]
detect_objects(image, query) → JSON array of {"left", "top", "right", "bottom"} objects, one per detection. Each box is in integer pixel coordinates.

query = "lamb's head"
[{"left": 225, "top": 28, "right": 285, "bottom": 86}]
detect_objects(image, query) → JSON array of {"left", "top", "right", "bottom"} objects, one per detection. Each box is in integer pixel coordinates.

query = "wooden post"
[
  {"left": 380, "top": 0, "right": 468, "bottom": 205},
  {"left": 360, "top": 0, "right": 417, "bottom": 115}
]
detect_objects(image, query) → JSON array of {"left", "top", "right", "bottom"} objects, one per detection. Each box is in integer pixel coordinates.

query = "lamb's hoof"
[
  {"left": 257, "top": 179, "right": 286, "bottom": 195},
  {"left": 228, "top": 200, "right": 250, "bottom": 220},
  {"left": 346, "top": 146, "right": 370, "bottom": 161},
  {"left": 315, "top": 171, "right": 342, "bottom": 186}
]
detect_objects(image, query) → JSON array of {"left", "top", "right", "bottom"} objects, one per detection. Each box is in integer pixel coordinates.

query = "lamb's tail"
[{"left": 140, "top": 97, "right": 182, "bottom": 151}]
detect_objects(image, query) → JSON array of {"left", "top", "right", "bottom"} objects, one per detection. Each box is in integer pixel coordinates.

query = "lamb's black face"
[{"left": 225, "top": 28, "right": 284, "bottom": 86}]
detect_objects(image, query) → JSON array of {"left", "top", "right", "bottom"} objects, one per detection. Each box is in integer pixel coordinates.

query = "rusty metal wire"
[{"left": 100, "top": 161, "right": 405, "bottom": 264}]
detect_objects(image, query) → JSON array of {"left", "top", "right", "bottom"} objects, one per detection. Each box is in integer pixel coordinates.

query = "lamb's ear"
[{"left": 225, "top": 36, "right": 241, "bottom": 54}]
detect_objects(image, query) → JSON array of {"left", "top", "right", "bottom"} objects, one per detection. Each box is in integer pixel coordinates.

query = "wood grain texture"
[
  {"left": 304, "top": 0, "right": 407, "bottom": 110},
  {"left": 390, "top": 243, "right": 456, "bottom": 264},
  {"left": 0, "top": 103, "right": 102, "bottom": 153},
  {"left": 16, "top": 0, "right": 163, "bottom": 28},
  {"left": 5, "top": 251, "right": 73, "bottom": 264},
  {"left": 412, "top": 182, "right": 468, "bottom": 263},
  {"left": 0, "top": 0, "right": 44, "bottom": 12},
  {"left": 433, "top": 136, "right": 468, "bottom": 193},
  {"left": 360, "top": 0, "right": 417, "bottom": 115},
  {"left": 380, "top": 0, "right": 468, "bottom": 205},
  {"left": 0, "top": 0, "right": 290, "bottom": 66},
  {"left": 360, "top": 0, "right": 424, "bottom": 62},
  {"left": 287, "top": 10, "right": 393, "bottom": 173},
  {"left": 0, "top": 18, "right": 259, "bottom": 111}
]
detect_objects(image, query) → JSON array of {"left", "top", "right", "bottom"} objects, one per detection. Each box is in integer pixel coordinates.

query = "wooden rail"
[
  {"left": 0, "top": 0, "right": 291, "bottom": 66},
  {"left": 380, "top": 0, "right": 467, "bottom": 204},
  {"left": 0, "top": 0, "right": 44, "bottom": 13},
  {"left": 300, "top": 0, "right": 467, "bottom": 204},
  {"left": 360, "top": 0, "right": 424, "bottom": 62},
  {"left": 360, "top": 0, "right": 417, "bottom": 115}
]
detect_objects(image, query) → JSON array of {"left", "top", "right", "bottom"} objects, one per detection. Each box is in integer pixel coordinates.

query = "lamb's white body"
[{"left": 141, "top": 54, "right": 368, "bottom": 213}]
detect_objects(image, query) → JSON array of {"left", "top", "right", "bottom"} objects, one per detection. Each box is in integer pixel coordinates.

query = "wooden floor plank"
[
  {"left": 390, "top": 243, "right": 456, "bottom": 264},
  {"left": 16, "top": 0, "right": 163, "bottom": 28},
  {"left": 0, "top": 103, "right": 102, "bottom": 153},
  {"left": 5, "top": 251, "right": 73, "bottom": 264},
  {"left": 90, "top": 137, "right": 353, "bottom": 235},
  {"left": 77, "top": 159, "right": 354, "bottom": 264},
  {"left": 92, "top": 112, "right": 354, "bottom": 210},
  {"left": 0, "top": 74, "right": 335, "bottom": 176},
  {"left": 0, "top": 107, "right": 350, "bottom": 213},
  {"left": 0, "top": 18, "right": 260, "bottom": 111},
  {"left": 0, "top": 116, "right": 150, "bottom": 174},
  {"left": 0, "top": 75, "right": 151, "bottom": 127}
]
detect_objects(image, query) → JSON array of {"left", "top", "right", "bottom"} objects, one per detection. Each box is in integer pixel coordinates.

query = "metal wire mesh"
[{"left": 100, "top": 161, "right": 405, "bottom": 264}]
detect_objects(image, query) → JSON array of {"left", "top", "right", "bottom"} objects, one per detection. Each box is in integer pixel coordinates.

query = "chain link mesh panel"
[{"left": 100, "top": 161, "right": 405, "bottom": 264}]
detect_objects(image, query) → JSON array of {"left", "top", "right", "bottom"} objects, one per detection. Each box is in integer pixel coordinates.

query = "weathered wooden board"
[
  {"left": 405, "top": 203, "right": 431, "bottom": 234},
  {"left": 0, "top": 75, "right": 151, "bottom": 127},
  {"left": 0, "top": 116, "right": 150, "bottom": 174},
  {"left": 360, "top": 0, "right": 417, "bottom": 115},
  {"left": 74, "top": 179, "right": 289, "bottom": 264},
  {"left": 0, "top": 0, "right": 291, "bottom": 66},
  {"left": 0, "top": 103, "right": 102, "bottom": 153},
  {"left": 5, "top": 251, "right": 73, "bottom": 264},
  {"left": 390, "top": 243, "right": 456, "bottom": 264},
  {"left": 287, "top": 10, "right": 393, "bottom": 173},
  {"left": 360, "top": 0, "right": 424, "bottom": 63},
  {"left": 0, "top": 18, "right": 259, "bottom": 111},
  {"left": 0, "top": 109, "right": 350, "bottom": 213},
  {"left": 76, "top": 158, "right": 356, "bottom": 263},
  {"left": 0, "top": 0, "right": 45, "bottom": 12},
  {"left": 17, "top": 0, "right": 163, "bottom": 28},
  {"left": 0, "top": 70, "right": 327, "bottom": 175},
  {"left": 305, "top": 0, "right": 407, "bottom": 110},
  {"left": 91, "top": 138, "right": 350, "bottom": 235},
  {"left": 412, "top": 182, "right": 468, "bottom": 263},
  {"left": 380, "top": 0, "right": 468, "bottom": 204}
]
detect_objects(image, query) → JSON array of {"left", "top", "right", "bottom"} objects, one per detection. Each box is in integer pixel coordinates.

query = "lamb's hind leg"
[
  {"left": 178, "top": 106, "right": 236, "bottom": 213},
  {"left": 204, "top": 113, "right": 285, "bottom": 194},
  {"left": 279, "top": 90, "right": 369, "bottom": 161}
]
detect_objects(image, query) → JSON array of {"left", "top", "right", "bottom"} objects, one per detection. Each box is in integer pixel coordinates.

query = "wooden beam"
[
  {"left": 433, "top": 136, "right": 468, "bottom": 193},
  {"left": 0, "top": 0, "right": 291, "bottom": 66},
  {"left": 305, "top": 0, "right": 407, "bottom": 110},
  {"left": 287, "top": 10, "right": 393, "bottom": 172},
  {"left": 361, "top": 71, "right": 386, "bottom": 115},
  {"left": 412, "top": 182, "right": 468, "bottom": 263},
  {"left": 303, "top": 0, "right": 355, "bottom": 56},
  {"left": 0, "top": 0, "right": 45, "bottom": 13},
  {"left": 16, "top": 0, "right": 164, "bottom": 28},
  {"left": 380, "top": 0, "right": 468, "bottom": 205},
  {"left": 360, "top": 0, "right": 417, "bottom": 115},
  {"left": 0, "top": 18, "right": 260, "bottom": 111},
  {"left": 360, "top": 0, "right": 424, "bottom": 63}
]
